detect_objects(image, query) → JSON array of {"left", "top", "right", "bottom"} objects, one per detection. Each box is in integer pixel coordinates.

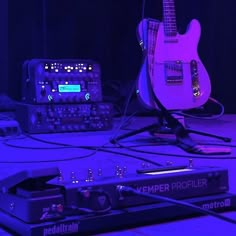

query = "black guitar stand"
[
  {"left": 110, "top": 110, "right": 232, "bottom": 155},
  {"left": 110, "top": 113, "right": 231, "bottom": 155},
  {"left": 110, "top": 70, "right": 231, "bottom": 155},
  {"left": 110, "top": 15, "right": 232, "bottom": 155}
]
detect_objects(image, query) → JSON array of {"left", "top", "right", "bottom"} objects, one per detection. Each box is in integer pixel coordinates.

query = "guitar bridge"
[{"left": 165, "top": 61, "right": 183, "bottom": 84}]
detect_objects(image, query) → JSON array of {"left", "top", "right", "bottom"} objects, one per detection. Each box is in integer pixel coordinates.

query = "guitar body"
[{"left": 137, "top": 18, "right": 211, "bottom": 110}]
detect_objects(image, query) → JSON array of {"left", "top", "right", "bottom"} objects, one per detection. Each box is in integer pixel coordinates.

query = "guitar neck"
[
  {"left": 147, "top": 21, "right": 159, "bottom": 76},
  {"left": 163, "top": 0, "right": 177, "bottom": 36}
]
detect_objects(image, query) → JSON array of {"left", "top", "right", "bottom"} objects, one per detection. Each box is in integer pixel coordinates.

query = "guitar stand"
[
  {"left": 110, "top": 115, "right": 232, "bottom": 155},
  {"left": 125, "top": 10, "right": 232, "bottom": 155}
]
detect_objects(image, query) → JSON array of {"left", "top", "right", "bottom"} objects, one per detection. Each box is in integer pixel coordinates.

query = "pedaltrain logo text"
[{"left": 43, "top": 221, "right": 79, "bottom": 236}]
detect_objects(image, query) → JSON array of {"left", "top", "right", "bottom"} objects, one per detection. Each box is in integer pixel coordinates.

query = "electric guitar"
[{"left": 136, "top": 0, "right": 211, "bottom": 110}]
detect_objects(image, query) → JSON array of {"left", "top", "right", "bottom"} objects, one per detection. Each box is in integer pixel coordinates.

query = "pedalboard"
[
  {"left": 0, "top": 193, "right": 235, "bottom": 236},
  {"left": 21, "top": 59, "right": 102, "bottom": 104},
  {"left": 15, "top": 102, "right": 113, "bottom": 133},
  {"left": 0, "top": 166, "right": 235, "bottom": 236},
  {"left": 52, "top": 165, "right": 229, "bottom": 209}
]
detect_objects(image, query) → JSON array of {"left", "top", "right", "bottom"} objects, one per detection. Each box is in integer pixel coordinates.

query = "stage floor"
[{"left": 0, "top": 114, "right": 236, "bottom": 235}]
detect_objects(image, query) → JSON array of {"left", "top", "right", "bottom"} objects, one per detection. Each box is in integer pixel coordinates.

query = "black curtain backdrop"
[
  {"left": 0, "top": 0, "right": 8, "bottom": 94},
  {"left": 4, "top": 0, "right": 236, "bottom": 112}
]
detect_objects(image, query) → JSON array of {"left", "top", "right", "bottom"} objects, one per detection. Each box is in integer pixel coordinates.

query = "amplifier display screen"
[{"left": 58, "top": 84, "right": 81, "bottom": 93}]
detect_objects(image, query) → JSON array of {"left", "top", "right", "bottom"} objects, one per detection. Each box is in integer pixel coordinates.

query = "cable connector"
[{"left": 116, "top": 185, "right": 135, "bottom": 199}]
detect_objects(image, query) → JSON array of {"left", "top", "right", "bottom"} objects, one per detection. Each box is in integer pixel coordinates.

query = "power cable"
[{"left": 118, "top": 185, "right": 236, "bottom": 224}]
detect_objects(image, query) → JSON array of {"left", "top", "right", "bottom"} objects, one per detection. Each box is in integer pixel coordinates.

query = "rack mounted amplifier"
[
  {"left": 15, "top": 102, "right": 113, "bottom": 133},
  {"left": 21, "top": 59, "right": 102, "bottom": 104}
]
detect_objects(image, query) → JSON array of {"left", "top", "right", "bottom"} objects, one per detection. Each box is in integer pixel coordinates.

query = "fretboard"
[{"left": 163, "top": 0, "right": 177, "bottom": 37}]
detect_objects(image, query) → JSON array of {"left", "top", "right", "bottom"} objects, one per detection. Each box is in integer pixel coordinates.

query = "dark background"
[{"left": 0, "top": 0, "right": 236, "bottom": 113}]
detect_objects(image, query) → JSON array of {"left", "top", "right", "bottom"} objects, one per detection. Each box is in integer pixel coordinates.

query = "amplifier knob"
[
  {"left": 40, "top": 87, "right": 46, "bottom": 96},
  {"left": 72, "top": 96, "right": 77, "bottom": 102},
  {"left": 66, "top": 97, "right": 71, "bottom": 103},
  {"left": 48, "top": 125, "right": 54, "bottom": 130},
  {"left": 48, "top": 111, "right": 54, "bottom": 118},
  {"left": 36, "top": 111, "right": 43, "bottom": 123},
  {"left": 67, "top": 125, "right": 72, "bottom": 131},
  {"left": 73, "top": 125, "right": 78, "bottom": 130}
]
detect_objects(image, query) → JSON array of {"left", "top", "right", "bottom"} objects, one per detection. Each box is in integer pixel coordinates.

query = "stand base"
[{"left": 111, "top": 114, "right": 231, "bottom": 155}]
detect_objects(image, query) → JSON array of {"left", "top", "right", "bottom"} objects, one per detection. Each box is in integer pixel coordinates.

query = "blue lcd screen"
[{"left": 58, "top": 84, "right": 81, "bottom": 93}]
